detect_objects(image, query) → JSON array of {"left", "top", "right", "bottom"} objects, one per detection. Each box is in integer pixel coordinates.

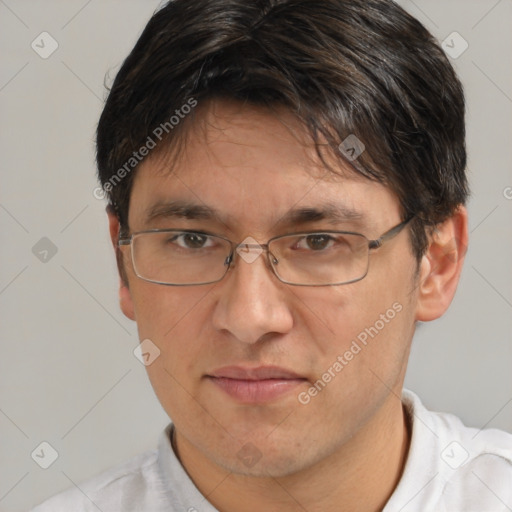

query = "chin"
[
  {"left": 208, "top": 432, "right": 323, "bottom": 479},
  {"left": 219, "top": 450, "right": 310, "bottom": 478}
]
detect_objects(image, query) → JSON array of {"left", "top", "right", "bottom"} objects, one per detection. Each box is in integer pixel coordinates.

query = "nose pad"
[
  {"left": 224, "top": 247, "right": 279, "bottom": 274},
  {"left": 224, "top": 253, "right": 233, "bottom": 268},
  {"left": 223, "top": 242, "right": 279, "bottom": 279},
  {"left": 268, "top": 250, "right": 279, "bottom": 266}
]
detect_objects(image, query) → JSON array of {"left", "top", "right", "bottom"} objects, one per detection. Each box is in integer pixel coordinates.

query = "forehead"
[{"left": 128, "top": 99, "right": 400, "bottom": 234}]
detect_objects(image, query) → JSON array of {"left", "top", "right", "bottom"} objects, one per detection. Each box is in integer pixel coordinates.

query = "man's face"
[{"left": 120, "top": 99, "right": 420, "bottom": 477}]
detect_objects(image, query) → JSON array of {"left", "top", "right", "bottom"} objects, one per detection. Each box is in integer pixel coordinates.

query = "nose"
[{"left": 211, "top": 245, "right": 294, "bottom": 344}]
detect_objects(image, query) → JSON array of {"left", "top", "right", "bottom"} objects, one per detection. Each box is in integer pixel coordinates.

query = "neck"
[{"left": 173, "top": 394, "right": 411, "bottom": 512}]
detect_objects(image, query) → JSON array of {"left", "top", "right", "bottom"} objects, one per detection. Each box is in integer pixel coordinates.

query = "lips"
[
  {"left": 206, "top": 366, "right": 307, "bottom": 403},
  {"left": 209, "top": 365, "right": 304, "bottom": 380}
]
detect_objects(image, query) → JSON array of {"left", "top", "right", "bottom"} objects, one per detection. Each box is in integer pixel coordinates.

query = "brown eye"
[
  {"left": 171, "top": 232, "right": 212, "bottom": 249},
  {"left": 304, "top": 234, "right": 332, "bottom": 250}
]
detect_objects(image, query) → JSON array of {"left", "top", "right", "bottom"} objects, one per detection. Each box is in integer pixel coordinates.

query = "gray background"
[{"left": 0, "top": 1, "right": 511, "bottom": 510}]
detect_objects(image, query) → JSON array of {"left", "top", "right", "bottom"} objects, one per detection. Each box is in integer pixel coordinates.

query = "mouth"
[{"left": 206, "top": 366, "right": 308, "bottom": 404}]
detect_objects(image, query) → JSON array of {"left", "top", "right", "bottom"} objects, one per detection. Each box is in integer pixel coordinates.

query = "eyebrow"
[
  {"left": 144, "top": 200, "right": 364, "bottom": 229},
  {"left": 276, "top": 204, "right": 364, "bottom": 227},
  {"left": 145, "top": 201, "right": 221, "bottom": 223}
]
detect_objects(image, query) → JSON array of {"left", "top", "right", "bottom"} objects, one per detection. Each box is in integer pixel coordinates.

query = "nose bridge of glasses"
[
  {"left": 236, "top": 242, "right": 267, "bottom": 251},
  {"left": 227, "top": 239, "right": 272, "bottom": 267}
]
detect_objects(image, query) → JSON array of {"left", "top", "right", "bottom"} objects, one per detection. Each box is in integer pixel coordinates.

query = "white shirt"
[{"left": 31, "top": 389, "right": 512, "bottom": 512}]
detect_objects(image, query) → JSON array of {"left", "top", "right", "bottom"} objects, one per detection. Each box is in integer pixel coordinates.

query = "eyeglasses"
[{"left": 118, "top": 217, "right": 412, "bottom": 286}]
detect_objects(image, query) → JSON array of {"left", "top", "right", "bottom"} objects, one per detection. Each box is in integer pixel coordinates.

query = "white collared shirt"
[{"left": 31, "top": 389, "right": 512, "bottom": 512}]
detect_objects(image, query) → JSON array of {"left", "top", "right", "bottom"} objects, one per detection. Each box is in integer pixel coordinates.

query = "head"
[{"left": 97, "top": 0, "right": 468, "bottom": 477}]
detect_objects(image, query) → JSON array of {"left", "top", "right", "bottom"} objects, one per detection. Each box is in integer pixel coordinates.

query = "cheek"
[
  {"left": 130, "top": 283, "right": 211, "bottom": 378},
  {"left": 133, "top": 286, "right": 214, "bottom": 422},
  {"left": 299, "top": 272, "right": 415, "bottom": 387},
  {"left": 131, "top": 282, "right": 206, "bottom": 336},
  {"left": 299, "top": 279, "right": 404, "bottom": 349},
  {"left": 293, "top": 285, "right": 414, "bottom": 435}
]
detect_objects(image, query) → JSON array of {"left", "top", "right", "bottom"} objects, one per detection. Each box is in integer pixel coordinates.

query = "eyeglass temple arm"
[{"left": 368, "top": 216, "right": 414, "bottom": 250}]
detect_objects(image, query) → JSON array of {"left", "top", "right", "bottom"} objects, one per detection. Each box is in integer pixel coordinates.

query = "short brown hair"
[{"left": 96, "top": 0, "right": 468, "bottom": 260}]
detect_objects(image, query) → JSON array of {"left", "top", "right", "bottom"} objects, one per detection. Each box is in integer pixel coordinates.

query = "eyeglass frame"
[{"left": 118, "top": 216, "right": 414, "bottom": 287}]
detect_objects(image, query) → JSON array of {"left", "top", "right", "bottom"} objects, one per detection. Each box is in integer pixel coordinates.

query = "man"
[{"left": 33, "top": 0, "right": 512, "bottom": 510}]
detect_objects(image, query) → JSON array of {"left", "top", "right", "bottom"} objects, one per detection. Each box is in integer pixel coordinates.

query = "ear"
[
  {"left": 107, "top": 207, "right": 136, "bottom": 321},
  {"left": 415, "top": 207, "right": 468, "bottom": 322}
]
